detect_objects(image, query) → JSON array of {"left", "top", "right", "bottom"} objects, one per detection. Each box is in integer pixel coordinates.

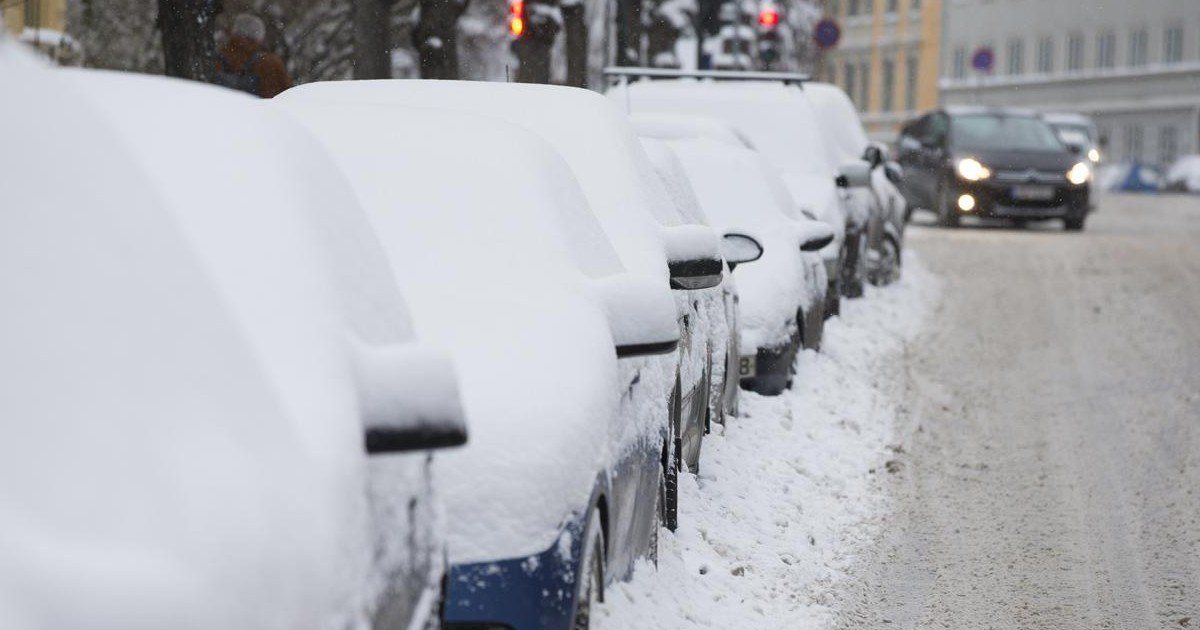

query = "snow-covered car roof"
[
  {"left": 608, "top": 80, "right": 836, "bottom": 177},
  {"left": 275, "top": 100, "right": 640, "bottom": 563},
  {"left": 803, "top": 82, "right": 870, "bottom": 166},
  {"left": 631, "top": 112, "right": 754, "bottom": 150},
  {"left": 2, "top": 62, "right": 391, "bottom": 628},
  {"left": 665, "top": 137, "right": 828, "bottom": 349},
  {"left": 639, "top": 137, "right": 712, "bottom": 227},
  {"left": 281, "top": 80, "right": 696, "bottom": 283}
]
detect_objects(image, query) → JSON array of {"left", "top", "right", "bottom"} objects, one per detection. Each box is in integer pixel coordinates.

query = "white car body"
[{"left": 3, "top": 58, "right": 463, "bottom": 630}]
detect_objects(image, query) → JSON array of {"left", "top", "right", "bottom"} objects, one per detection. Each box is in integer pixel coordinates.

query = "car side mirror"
[
  {"left": 799, "top": 221, "right": 836, "bottom": 252},
  {"left": 884, "top": 161, "right": 904, "bottom": 184},
  {"left": 595, "top": 273, "right": 680, "bottom": 358},
  {"left": 863, "top": 143, "right": 885, "bottom": 168},
  {"left": 721, "top": 233, "right": 763, "bottom": 271},
  {"left": 661, "top": 225, "right": 723, "bottom": 291},
  {"left": 353, "top": 343, "right": 468, "bottom": 455},
  {"left": 836, "top": 160, "right": 872, "bottom": 189}
]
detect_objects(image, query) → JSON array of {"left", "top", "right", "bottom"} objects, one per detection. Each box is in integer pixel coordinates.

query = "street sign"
[
  {"left": 814, "top": 18, "right": 841, "bottom": 50},
  {"left": 971, "top": 47, "right": 995, "bottom": 73}
]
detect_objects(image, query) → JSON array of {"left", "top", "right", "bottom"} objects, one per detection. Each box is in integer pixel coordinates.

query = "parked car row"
[{"left": 2, "top": 39, "right": 903, "bottom": 630}]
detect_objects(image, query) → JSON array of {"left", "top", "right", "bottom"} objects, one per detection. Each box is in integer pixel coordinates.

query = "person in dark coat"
[{"left": 216, "top": 14, "right": 291, "bottom": 99}]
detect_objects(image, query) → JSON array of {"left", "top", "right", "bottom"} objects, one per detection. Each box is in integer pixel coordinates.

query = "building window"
[
  {"left": 952, "top": 46, "right": 966, "bottom": 79},
  {"left": 906, "top": 54, "right": 918, "bottom": 110},
  {"left": 1164, "top": 25, "right": 1184, "bottom": 63},
  {"left": 1096, "top": 30, "right": 1116, "bottom": 69},
  {"left": 887, "top": 0, "right": 898, "bottom": 13},
  {"left": 1006, "top": 38, "right": 1025, "bottom": 75},
  {"left": 1036, "top": 36, "right": 1054, "bottom": 73},
  {"left": 848, "top": 0, "right": 859, "bottom": 16},
  {"left": 910, "top": 0, "right": 920, "bottom": 10},
  {"left": 1124, "top": 124, "right": 1144, "bottom": 162},
  {"left": 882, "top": 58, "right": 895, "bottom": 112},
  {"left": 859, "top": 61, "right": 870, "bottom": 108},
  {"left": 1067, "top": 33, "right": 1084, "bottom": 71},
  {"left": 845, "top": 62, "right": 857, "bottom": 106},
  {"left": 1128, "top": 29, "right": 1148, "bottom": 66},
  {"left": 1159, "top": 126, "right": 1179, "bottom": 166}
]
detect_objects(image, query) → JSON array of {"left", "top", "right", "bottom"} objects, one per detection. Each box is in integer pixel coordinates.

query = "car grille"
[{"left": 993, "top": 169, "right": 1067, "bottom": 184}]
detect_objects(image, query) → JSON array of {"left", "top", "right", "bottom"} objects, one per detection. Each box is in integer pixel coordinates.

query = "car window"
[
  {"left": 925, "top": 114, "right": 949, "bottom": 146},
  {"left": 950, "top": 115, "right": 1065, "bottom": 152}
]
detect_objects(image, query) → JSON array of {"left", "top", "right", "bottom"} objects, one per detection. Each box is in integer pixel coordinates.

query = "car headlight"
[
  {"left": 1066, "top": 162, "right": 1091, "bottom": 185},
  {"left": 1087, "top": 148, "right": 1101, "bottom": 163},
  {"left": 956, "top": 158, "right": 991, "bottom": 182}
]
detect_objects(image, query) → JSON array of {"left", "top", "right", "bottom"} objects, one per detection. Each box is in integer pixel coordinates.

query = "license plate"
[
  {"left": 1011, "top": 185, "right": 1055, "bottom": 200},
  {"left": 738, "top": 355, "right": 756, "bottom": 378}
]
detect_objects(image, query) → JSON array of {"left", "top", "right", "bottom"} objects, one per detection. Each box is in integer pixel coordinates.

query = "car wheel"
[
  {"left": 869, "top": 237, "right": 901, "bottom": 286},
  {"left": 1064, "top": 215, "right": 1086, "bottom": 231},
  {"left": 936, "top": 184, "right": 960, "bottom": 228},
  {"left": 572, "top": 510, "right": 605, "bottom": 630},
  {"left": 649, "top": 470, "right": 665, "bottom": 567},
  {"left": 664, "top": 381, "right": 681, "bottom": 532}
]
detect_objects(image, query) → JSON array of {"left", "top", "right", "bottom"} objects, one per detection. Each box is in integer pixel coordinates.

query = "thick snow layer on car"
[
  {"left": 631, "top": 113, "right": 752, "bottom": 149},
  {"left": 281, "top": 81, "right": 675, "bottom": 285},
  {"left": 275, "top": 100, "right": 637, "bottom": 563},
  {"left": 803, "top": 82, "right": 870, "bottom": 167},
  {"left": 667, "top": 137, "right": 827, "bottom": 350},
  {"left": 1165, "top": 155, "right": 1200, "bottom": 192},
  {"left": 2, "top": 63, "right": 379, "bottom": 629},
  {"left": 596, "top": 252, "right": 940, "bottom": 629}
]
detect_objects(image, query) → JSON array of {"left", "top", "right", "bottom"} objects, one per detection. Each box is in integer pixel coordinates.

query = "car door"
[{"left": 896, "top": 116, "right": 931, "bottom": 208}]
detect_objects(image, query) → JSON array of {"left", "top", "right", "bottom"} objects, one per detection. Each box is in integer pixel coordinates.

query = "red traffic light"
[
  {"left": 758, "top": 7, "right": 780, "bottom": 27},
  {"left": 508, "top": 0, "right": 525, "bottom": 36}
]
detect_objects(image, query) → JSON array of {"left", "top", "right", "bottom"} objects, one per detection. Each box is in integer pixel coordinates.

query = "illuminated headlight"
[
  {"left": 1066, "top": 162, "right": 1091, "bottom": 185},
  {"left": 956, "top": 158, "right": 992, "bottom": 182},
  {"left": 1087, "top": 148, "right": 1101, "bottom": 163}
]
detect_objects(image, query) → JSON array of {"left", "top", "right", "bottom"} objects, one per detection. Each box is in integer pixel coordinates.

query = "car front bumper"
[{"left": 952, "top": 179, "right": 1090, "bottom": 220}]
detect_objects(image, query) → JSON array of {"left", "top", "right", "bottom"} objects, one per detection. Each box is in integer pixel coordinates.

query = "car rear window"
[{"left": 951, "top": 115, "right": 1065, "bottom": 153}]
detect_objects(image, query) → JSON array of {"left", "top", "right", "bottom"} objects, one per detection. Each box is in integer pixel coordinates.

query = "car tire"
[
  {"left": 1064, "top": 215, "right": 1086, "bottom": 231},
  {"left": 650, "top": 471, "right": 665, "bottom": 567},
  {"left": 868, "top": 236, "right": 901, "bottom": 286},
  {"left": 572, "top": 510, "right": 605, "bottom": 630},
  {"left": 936, "top": 184, "right": 960, "bottom": 228},
  {"left": 664, "top": 380, "right": 681, "bottom": 532}
]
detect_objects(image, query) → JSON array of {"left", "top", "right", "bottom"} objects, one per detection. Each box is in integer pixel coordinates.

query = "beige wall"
[
  {"left": 817, "top": 0, "right": 942, "bottom": 140},
  {"left": 4, "top": 0, "right": 67, "bottom": 36}
]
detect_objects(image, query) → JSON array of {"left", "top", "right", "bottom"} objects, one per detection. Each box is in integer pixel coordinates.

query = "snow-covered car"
[
  {"left": 609, "top": 78, "right": 870, "bottom": 313},
  {"left": 661, "top": 136, "right": 835, "bottom": 395},
  {"left": 282, "top": 80, "right": 733, "bottom": 534},
  {"left": 804, "top": 81, "right": 906, "bottom": 286},
  {"left": 1164, "top": 155, "right": 1200, "bottom": 193},
  {"left": 2, "top": 56, "right": 466, "bottom": 629},
  {"left": 639, "top": 136, "right": 761, "bottom": 446},
  {"left": 273, "top": 97, "right": 683, "bottom": 629}
]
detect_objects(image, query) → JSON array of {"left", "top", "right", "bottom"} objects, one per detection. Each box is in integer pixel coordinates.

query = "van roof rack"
[{"left": 603, "top": 66, "right": 810, "bottom": 86}]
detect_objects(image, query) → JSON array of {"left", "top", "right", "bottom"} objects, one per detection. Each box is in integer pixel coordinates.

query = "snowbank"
[
  {"left": 596, "top": 251, "right": 940, "bottom": 629},
  {"left": 1165, "top": 155, "right": 1200, "bottom": 193}
]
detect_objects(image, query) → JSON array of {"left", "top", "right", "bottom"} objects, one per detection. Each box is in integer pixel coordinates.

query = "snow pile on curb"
[{"left": 598, "top": 251, "right": 940, "bottom": 629}]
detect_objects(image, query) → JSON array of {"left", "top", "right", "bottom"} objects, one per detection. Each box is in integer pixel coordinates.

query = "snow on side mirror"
[
  {"left": 836, "top": 161, "right": 872, "bottom": 189},
  {"left": 799, "top": 222, "right": 836, "bottom": 253},
  {"left": 721, "top": 233, "right": 763, "bottom": 271},
  {"left": 353, "top": 343, "right": 468, "bottom": 455},
  {"left": 661, "top": 225, "right": 723, "bottom": 291},
  {"left": 595, "top": 273, "right": 680, "bottom": 358}
]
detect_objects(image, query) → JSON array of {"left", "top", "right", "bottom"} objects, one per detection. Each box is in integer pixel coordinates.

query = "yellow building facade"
[
  {"left": 3, "top": 0, "right": 66, "bottom": 36},
  {"left": 816, "top": 0, "right": 942, "bottom": 140}
]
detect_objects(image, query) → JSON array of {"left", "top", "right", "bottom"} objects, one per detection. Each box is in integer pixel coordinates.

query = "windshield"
[
  {"left": 951, "top": 115, "right": 1065, "bottom": 152},
  {"left": 1049, "top": 123, "right": 1096, "bottom": 146}
]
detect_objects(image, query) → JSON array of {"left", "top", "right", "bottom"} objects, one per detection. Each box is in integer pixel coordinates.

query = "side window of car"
[
  {"left": 925, "top": 114, "right": 949, "bottom": 147},
  {"left": 898, "top": 117, "right": 927, "bottom": 152}
]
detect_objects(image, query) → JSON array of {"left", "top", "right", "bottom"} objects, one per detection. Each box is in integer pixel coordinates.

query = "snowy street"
[{"left": 601, "top": 193, "right": 1200, "bottom": 629}]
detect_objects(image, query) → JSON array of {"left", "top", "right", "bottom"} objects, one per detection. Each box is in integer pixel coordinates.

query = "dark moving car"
[{"left": 897, "top": 107, "right": 1094, "bottom": 231}]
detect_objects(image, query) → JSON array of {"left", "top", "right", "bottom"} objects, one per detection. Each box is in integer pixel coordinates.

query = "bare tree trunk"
[
  {"left": 353, "top": 0, "right": 392, "bottom": 79},
  {"left": 561, "top": 1, "right": 586, "bottom": 87},
  {"left": 157, "top": 0, "right": 221, "bottom": 81},
  {"left": 414, "top": 0, "right": 467, "bottom": 79},
  {"left": 614, "top": 0, "right": 641, "bottom": 66}
]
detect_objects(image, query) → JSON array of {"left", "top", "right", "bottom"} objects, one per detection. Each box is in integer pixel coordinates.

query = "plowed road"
[{"left": 839, "top": 194, "right": 1200, "bottom": 629}]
